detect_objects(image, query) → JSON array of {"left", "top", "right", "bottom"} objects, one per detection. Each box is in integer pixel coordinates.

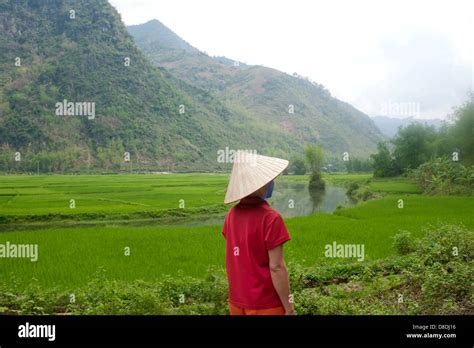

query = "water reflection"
[
  {"left": 309, "top": 187, "right": 326, "bottom": 214},
  {"left": 268, "top": 181, "right": 354, "bottom": 218}
]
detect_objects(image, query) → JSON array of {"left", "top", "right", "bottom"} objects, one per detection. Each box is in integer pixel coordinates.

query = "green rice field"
[{"left": 0, "top": 173, "right": 472, "bottom": 292}]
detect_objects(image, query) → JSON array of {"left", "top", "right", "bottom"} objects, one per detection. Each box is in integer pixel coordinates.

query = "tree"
[
  {"left": 305, "top": 144, "right": 325, "bottom": 190},
  {"left": 371, "top": 142, "right": 399, "bottom": 177},
  {"left": 369, "top": 96, "right": 473, "bottom": 178},
  {"left": 345, "top": 158, "right": 373, "bottom": 173},
  {"left": 450, "top": 96, "right": 474, "bottom": 165},
  {"left": 290, "top": 157, "right": 307, "bottom": 175},
  {"left": 391, "top": 123, "right": 437, "bottom": 170},
  {"left": 304, "top": 144, "right": 324, "bottom": 174},
  {"left": 433, "top": 123, "right": 455, "bottom": 158}
]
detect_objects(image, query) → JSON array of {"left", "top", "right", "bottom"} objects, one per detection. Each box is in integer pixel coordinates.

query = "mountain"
[
  {"left": 0, "top": 0, "right": 283, "bottom": 172},
  {"left": 128, "top": 20, "right": 385, "bottom": 159},
  {"left": 0, "top": 2, "right": 384, "bottom": 173},
  {"left": 125, "top": 19, "right": 198, "bottom": 54},
  {"left": 372, "top": 116, "right": 445, "bottom": 138}
]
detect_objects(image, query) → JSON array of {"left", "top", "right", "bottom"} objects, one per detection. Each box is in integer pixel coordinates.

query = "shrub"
[
  {"left": 392, "top": 231, "right": 416, "bottom": 255},
  {"left": 1, "top": 225, "right": 471, "bottom": 315},
  {"left": 290, "top": 157, "right": 307, "bottom": 175},
  {"left": 347, "top": 182, "right": 359, "bottom": 195},
  {"left": 405, "top": 225, "right": 473, "bottom": 314},
  {"left": 420, "top": 260, "right": 472, "bottom": 314},
  {"left": 309, "top": 172, "right": 325, "bottom": 190},
  {"left": 415, "top": 224, "right": 473, "bottom": 265},
  {"left": 412, "top": 157, "right": 474, "bottom": 195},
  {"left": 360, "top": 188, "right": 373, "bottom": 201}
]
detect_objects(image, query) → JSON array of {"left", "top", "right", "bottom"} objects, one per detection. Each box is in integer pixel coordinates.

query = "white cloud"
[{"left": 110, "top": 0, "right": 473, "bottom": 119}]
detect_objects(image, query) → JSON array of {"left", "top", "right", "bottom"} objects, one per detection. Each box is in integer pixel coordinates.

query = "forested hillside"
[
  {"left": 0, "top": 1, "right": 256, "bottom": 171},
  {"left": 129, "top": 20, "right": 385, "bottom": 160},
  {"left": 0, "top": 2, "right": 384, "bottom": 173}
]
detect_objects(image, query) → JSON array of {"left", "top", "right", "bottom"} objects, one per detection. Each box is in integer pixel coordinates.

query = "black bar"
[{"left": 0, "top": 315, "right": 472, "bottom": 346}]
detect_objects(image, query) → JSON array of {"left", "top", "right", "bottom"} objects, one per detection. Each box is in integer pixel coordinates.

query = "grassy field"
[
  {"left": 0, "top": 173, "right": 421, "bottom": 216},
  {"left": 0, "top": 173, "right": 472, "bottom": 293},
  {"left": 0, "top": 174, "right": 228, "bottom": 215}
]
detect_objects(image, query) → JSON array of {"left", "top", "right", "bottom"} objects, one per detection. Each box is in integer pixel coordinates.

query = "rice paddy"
[{"left": 0, "top": 173, "right": 472, "bottom": 292}]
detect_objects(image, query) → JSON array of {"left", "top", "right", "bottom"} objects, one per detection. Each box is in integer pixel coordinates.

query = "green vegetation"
[
  {"left": 0, "top": 173, "right": 472, "bottom": 315},
  {"left": 371, "top": 142, "right": 399, "bottom": 177},
  {"left": 0, "top": 174, "right": 227, "bottom": 222},
  {"left": 129, "top": 19, "right": 385, "bottom": 161},
  {"left": 343, "top": 157, "right": 373, "bottom": 173},
  {"left": 0, "top": 2, "right": 296, "bottom": 173},
  {"left": 366, "top": 177, "right": 423, "bottom": 194},
  {"left": 1, "top": 225, "right": 471, "bottom": 315},
  {"left": 391, "top": 123, "right": 440, "bottom": 171},
  {"left": 391, "top": 231, "right": 416, "bottom": 255},
  {"left": 0, "top": 174, "right": 472, "bottom": 293},
  {"left": 0, "top": 3, "right": 385, "bottom": 174},
  {"left": 451, "top": 97, "right": 474, "bottom": 165},
  {"left": 0, "top": 224, "right": 225, "bottom": 289},
  {"left": 305, "top": 144, "right": 326, "bottom": 190},
  {"left": 413, "top": 157, "right": 474, "bottom": 195},
  {"left": 288, "top": 157, "right": 307, "bottom": 175},
  {"left": 1, "top": 1, "right": 471, "bottom": 317},
  {"left": 295, "top": 225, "right": 473, "bottom": 315},
  {"left": 371, "top": 95, "right": 474, "bottom": 179},
  {"left": 325, "top": 174, "right": 422, "bottom": 203},
  {"left": 1, "top": 0, "right": 225, "bottom": 170},
  {"left": 322, "top": 173, "right": 372, "bottom": 186}
]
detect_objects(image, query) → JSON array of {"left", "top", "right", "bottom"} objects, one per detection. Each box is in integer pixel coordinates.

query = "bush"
[
  {"left": 346, "top": 182, "right": 359, "bottom": 195},
  {"left": 1, "top": 225, "right": 471, "bottom": 315},
  {"left": 401, "top": 225, "right": 473, "bottom": 314},
  {"left": 420, "top": 260, "right": 472, "bottom": 314},
  {"left": 290, "top": 157, "right": 307, "bottom": 175},
  {"left": 346, "top": 182, "right": 374, "bottom": 202},
  {"left": 371, "top": 142, "right": 401, "bottom": 177},
  {"left": 392, "top": 231, "right": 416, "bottom": 255},
  {"left": 309, "top": 172, "right": 325, "bottom": 190},
  {"left": 0, "top": 267, "right": 228, "bottom": 315},
  {"left": 296, "top": 224, "right": 473, "bottom": 315},
  {"left": 360, "top": 188, "right": 373, "bottom": 201},
  {"left": 412, "top": 157, "right": 474, "bottom": 195},
  {"left": 415, "top": 224, "right": 473, "bottom": 265}
]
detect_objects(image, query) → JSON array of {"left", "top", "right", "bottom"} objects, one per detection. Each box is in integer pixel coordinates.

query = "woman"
[{"left": 222, "top": 150, "right": 296, "bottom": 315}]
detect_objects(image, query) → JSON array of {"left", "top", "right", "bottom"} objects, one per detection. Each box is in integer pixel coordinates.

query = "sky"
[{"left": 109, "top": 0, "right": 473, "bottom": 120}]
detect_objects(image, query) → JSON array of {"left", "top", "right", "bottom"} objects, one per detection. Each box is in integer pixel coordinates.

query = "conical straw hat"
[{"left": 224, "top": 150, "right": 289, "bottom": 204}]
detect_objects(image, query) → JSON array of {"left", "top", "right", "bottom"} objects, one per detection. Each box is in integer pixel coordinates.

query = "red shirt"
[{"left": 222, "top": 197, "right": 291, "bottom": 309}]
